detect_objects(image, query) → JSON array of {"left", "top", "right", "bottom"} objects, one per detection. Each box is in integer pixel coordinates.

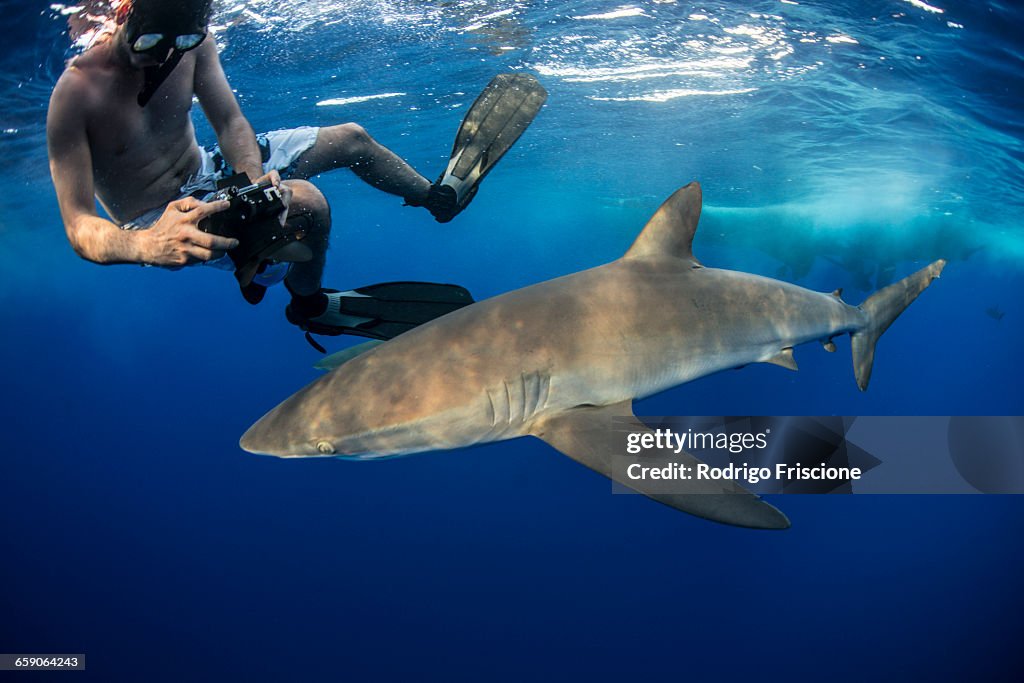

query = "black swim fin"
[
  {"left": 286, "top": 281, "right": 475, "bottom": 345},
  {"left": 423, "top": 73, "right": 547, "bottom": 222}
]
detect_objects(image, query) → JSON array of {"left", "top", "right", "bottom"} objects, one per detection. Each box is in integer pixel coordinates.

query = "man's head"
[{"left": 117, "top": 0, "right": 213, "bottom": 66}]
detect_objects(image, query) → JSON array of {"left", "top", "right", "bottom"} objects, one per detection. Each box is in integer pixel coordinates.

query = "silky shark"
[{"left": 241, "top": 183, "right": 945, "bottom": 529}]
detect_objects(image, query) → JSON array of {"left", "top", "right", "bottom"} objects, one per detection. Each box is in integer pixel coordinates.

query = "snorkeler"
[{"left": 46, "top": 0, "right": 545, "bottom": 343}]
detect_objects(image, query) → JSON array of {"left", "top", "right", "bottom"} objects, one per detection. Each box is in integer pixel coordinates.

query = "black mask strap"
[{"left": 137, "top": 49, "right": 185, "bottom": 107}]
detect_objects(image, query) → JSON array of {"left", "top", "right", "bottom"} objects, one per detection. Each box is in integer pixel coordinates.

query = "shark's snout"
[
  {"left": 239, "top": 415, "right": 287, "bottom": 457},
  {"left": 239, "top": 374, "right": 344, "bottom": 458},
  {"left": 239, "top": 421, "right": 266, "bottom": 455},
  {"left": 239, "top": 405, "right": 322, "bottom": 458}
]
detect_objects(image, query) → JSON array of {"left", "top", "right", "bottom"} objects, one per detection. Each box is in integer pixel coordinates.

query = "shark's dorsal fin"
[{"left": 624, "top": 182, "right": 702, "bottom": 263}]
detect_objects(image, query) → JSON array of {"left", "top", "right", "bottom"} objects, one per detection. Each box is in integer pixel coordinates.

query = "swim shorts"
[{"left": 121, "top": 126, "right": 320, "bottom": 285}]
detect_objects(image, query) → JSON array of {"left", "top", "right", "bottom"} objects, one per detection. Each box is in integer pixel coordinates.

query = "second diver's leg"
[{"left": 287, "top": 123, "right": 431, "bottom": 205}]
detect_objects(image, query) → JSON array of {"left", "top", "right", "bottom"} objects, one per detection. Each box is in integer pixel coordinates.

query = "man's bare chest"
[{"left": 86, "top": 65, "right": 197, "bottom": 164}]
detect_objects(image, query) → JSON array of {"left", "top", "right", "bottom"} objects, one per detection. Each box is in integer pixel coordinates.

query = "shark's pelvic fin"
[
  {"left": 764, "top": 348, "right": 798, "bottom": 371},
  {"left": 624, "top": 182, "right": 703, "bottom": 265},
  {"left": 852, "top": 259, "right": 946, "bottom": 391},
  {"left": 530, "top": 401, "right": 790, "bottom": 530}
]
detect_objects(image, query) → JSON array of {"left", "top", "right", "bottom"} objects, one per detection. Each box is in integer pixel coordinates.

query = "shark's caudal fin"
[
  {"left": 623, "top": 182, "right": 703, "bottom": 265},
  {"left": 531, "top": 401, "right": 790, "bottom": 530},
  {"left": 852, "top": 259, "right": 946, "bottom": 391}
]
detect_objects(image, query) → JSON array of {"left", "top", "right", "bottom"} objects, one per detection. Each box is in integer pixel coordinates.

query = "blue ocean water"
[{"left": 1, "top": 0, "right": 1022, "bottom": 679}]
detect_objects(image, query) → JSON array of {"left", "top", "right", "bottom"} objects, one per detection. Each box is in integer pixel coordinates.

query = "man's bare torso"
[{"left": 65, "top": 36, "right": 204, "bottom": 223}]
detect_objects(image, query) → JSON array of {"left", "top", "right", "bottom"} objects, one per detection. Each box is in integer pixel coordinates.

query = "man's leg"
[
  {"left": 287, "top": 123, "right": 431, "bottom": 206},
  {"left": 281, "top": 179, "right": 330, "bottom": 298},
  {"left": 279, "top": 179, "right": 379, "bottom": 332},
  {"left": 273, "top": 180, "right": 475, "bottom": 340}
]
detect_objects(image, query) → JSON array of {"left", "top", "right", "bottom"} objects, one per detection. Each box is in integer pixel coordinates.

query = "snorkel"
[{"left": 117, "top": 0, "right": 213, "bottom": 106}]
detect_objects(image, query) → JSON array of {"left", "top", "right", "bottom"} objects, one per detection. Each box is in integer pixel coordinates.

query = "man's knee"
[
  {"left": 284, "top": 179, "right": 330, "bottom": 233},
  {"left": 323, "top": 122, "right": 373, "bottom": 158}
]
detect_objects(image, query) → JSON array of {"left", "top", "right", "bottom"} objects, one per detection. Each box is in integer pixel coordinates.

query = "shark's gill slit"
[
  {"left": 503, "top": 379, "right": 514, "bottom": 425},
  {"left": 538, "top": 373, "right": 551, "bottom": 414},
  {"left": 486, "top": 389, "right": 497, "bottom": 427},
  {"left": 522, "top": 372, "right": 536, "bottom": 419}
]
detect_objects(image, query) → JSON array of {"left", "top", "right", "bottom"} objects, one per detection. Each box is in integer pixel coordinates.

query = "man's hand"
[
  {"left": 252, "top": 169, "right": 281, "bottom": 190},
  {"left": 252, "top": 169, "right": 292, "bottom": 227},
  {"left": 141, "top": 197, "right": 238, "bottom": 267}
]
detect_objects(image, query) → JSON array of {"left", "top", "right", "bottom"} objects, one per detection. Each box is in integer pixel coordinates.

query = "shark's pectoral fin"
[
  {"left": 314, "top": 340, "right": 385, "bottom": 371},
  {"left": 763, "top": 348, "right": 798, "bottom": 371},
  {"left": 530, "top": 402, "right": 790, "bottom": 530}
]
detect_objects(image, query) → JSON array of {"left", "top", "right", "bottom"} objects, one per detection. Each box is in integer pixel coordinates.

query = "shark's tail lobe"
[{"left": 851, "top": 260, "right": 945, "bottom": 391}]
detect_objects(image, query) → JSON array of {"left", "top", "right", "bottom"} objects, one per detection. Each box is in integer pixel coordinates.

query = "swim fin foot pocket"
[
  {"left": 286, "top": 281, "right": 476, "bottom": 347},
  {"left": 422, "top": 73, "right": 547, "bottom": 223},
  {"left": 198, "top": 173, "right": 310, "bottom": 300},
  {"left": 420, "top": 182, "right": 460, "bottom": 223}
]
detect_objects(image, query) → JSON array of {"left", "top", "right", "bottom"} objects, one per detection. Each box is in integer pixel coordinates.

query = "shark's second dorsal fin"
[{"left": 624, "top": 182, "right": 702, "bottom": 263}]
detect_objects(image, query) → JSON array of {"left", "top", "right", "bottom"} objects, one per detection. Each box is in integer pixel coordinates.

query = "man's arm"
[
  {"left": 47, "top": 71, "right": 236, "bottom": 266},
  {"left": 193, "top": 39, "right": 265, "bottom": 182},
  {"left": 48, "top": 71, "right": 146, "bottom": 264}
]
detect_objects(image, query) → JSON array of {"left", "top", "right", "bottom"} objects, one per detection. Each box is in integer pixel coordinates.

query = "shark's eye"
[{"left": 316, "top": 441, "right": 336, "bottom": 455}]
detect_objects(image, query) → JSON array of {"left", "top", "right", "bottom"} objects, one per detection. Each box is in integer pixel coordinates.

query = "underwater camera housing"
[
  {"left": 205, "top": 175, "right": 285, "bottom": 230},
  {"left": 198, "top": 173, "right": 311, "bottom": 298}
]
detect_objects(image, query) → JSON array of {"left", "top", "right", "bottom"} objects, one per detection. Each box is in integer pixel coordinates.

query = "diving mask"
[{"left": 129, "top": 31, "right": 206, "bottom": 56}]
